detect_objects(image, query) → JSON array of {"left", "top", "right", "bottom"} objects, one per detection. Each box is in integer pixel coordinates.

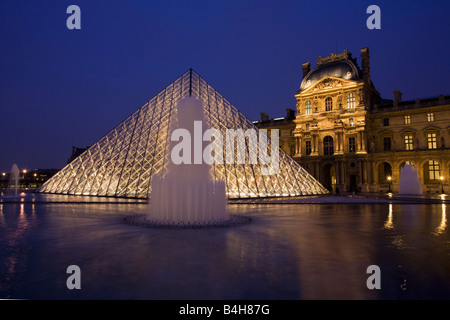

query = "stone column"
[
  {"left": 340, "top": 161, "right": 346, "bottom": 191},
  {"left": 314, "top": 162, "right": 320, "bottom": 181},
  {"left": 359, "top": 161, "right": 363, "bottom": 184},
  {"left": 356, "top": 131, "right": 361, "bottom": 152},
  {"left": 363, "top": 161, "right": 368, "bottom": 184},
  {"left": 356, "top": 130, "right": 367, "bottom": 154},
  {"left": 337, "top": 133, "right": 341, "bottom": 152},
  {"left": 361, "top": 160, "right": 369, "bottom": 192},
  {"left": 335, "top": 160, "right": 345, "bottom": 192},
  {"left": 335, "top": 132, "right": 344, "bottom": 155},
  {"left": 311, "top": 134, "right": 319, "bottom": 156},
  {"left": 295, "top": 136, "right": 302, "bottom": 157},
  {"left": 372, "top": 161, "right": 377, "bottom": 186},
  {"left": 361, "top": 131, "right": 367, "bottom": 152}
]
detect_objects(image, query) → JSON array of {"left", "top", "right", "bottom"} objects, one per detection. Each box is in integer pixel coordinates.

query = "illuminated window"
[
  {"left": 305, "top": 100, "right": 312, "bottom": 115},
  {"left": 323, "top": 136, "right": 334, "bottom": 155},
  {"left": 349, "top": 118, "right": 354, "bottom": 126},
  {"left": 404, "top": 115, "right": 411, "bottom": 125},
  {"left": 404, "top": 135, "right": 414, "bottom": 150},
  {"left": 428, "top": 160, "right": 440, "bottom": 180},
  {"left": 325, "top": 97, "right": 333, "bottom": 111},
  {"left": 347, "top": 93, "right": 356, "bottom": 109},
  {"left": 427, "top": 133, "right": 437, "bottom": 149},
  {"left": 348, "top": 137, "right": 356, "bottom": 153},
  {"left": 427, "top": 113, "right": 434, "bottom": 122},
  {"left": 305, "top": 140, "right": 312, "bottom": 155}
]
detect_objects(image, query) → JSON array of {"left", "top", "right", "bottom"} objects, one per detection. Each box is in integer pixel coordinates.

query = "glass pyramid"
[{"left": 38, "top": 69, "right": 327, "bottom": 198}]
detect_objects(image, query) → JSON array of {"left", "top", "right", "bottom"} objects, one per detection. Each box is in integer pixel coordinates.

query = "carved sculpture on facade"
[{"left": 313, "top": 78, "right": 343, "bottom": 91}]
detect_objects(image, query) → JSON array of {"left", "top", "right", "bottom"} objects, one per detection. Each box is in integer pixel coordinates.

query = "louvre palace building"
[{"left": 255, "top": 48, "right": 450, "bottom": 194}]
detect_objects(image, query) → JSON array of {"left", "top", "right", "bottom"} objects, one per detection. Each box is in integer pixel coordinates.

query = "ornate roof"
[{"left": 300, "top": 59, "right": 360, "bottom": 91}]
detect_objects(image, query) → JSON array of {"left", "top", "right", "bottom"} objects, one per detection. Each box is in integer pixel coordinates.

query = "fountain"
[
  {"left": 398, "top": 163, "right": 423, "bottom": 195},
  {"left": 124, "top": 97, "right": 251, "bottom": 228},
  {"left": 9, "top": 164, "right": 20, "bottom": 197}
]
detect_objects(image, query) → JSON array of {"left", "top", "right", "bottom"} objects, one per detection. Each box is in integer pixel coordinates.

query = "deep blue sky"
[{"left": 1, "top": 0, "right": 450, "bottom": 172}]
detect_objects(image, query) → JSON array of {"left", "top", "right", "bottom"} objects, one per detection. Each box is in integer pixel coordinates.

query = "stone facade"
[{"left": 255, "top": 48, "right": 450, "bottom": 194}]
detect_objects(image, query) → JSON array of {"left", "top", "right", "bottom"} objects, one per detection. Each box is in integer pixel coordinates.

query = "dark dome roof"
[{"left": 300, "top": 60, "right": 360, "bottom": 91}]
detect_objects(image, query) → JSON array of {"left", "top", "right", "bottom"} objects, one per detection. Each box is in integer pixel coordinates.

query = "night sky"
[{"left": 1, "top": 0, "right": 450, "bottom": 172}]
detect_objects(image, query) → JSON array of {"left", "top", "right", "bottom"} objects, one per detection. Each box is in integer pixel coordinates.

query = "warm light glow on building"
[
  {"left": 37, "top": 69, "right": 327, "bottom": 199},
  {"left": 256, "top": 47, "right": 450, "bottom": 195}
]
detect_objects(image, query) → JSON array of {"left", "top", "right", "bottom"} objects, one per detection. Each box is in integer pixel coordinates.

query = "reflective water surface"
[{"left": 0, "top": 199, "right": 449, "bottom": 299}]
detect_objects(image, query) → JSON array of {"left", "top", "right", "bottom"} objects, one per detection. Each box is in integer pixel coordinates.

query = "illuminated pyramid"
[{"left": 38, "top": 69, "right": 327, "bottom": 198}]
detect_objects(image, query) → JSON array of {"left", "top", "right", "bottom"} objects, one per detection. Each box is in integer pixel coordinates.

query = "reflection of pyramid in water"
[{"left": 38, "top": 69, "right": 327, "bottom": 198}]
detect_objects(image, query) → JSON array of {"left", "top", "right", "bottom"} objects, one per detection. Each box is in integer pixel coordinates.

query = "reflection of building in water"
[
  {"left": 384, "top": 204, "right": 394, "bottom": 230},
  {"left": 434, "top": 204, "right": 447, "bottom": 235},
  {"left": 255, "top": 48, "right": 450, "bottom": 194}
]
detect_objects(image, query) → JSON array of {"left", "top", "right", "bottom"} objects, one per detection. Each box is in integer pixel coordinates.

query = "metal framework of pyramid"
[{"left": 38, "top": 69, "right": 327, "bottom": 199}]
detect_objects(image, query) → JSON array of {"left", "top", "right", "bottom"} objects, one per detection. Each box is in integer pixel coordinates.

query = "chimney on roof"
[
  {"left": 286, "top": 108, "right": 295, "bottom": 120},
  {"left": 302, "top": 62, "right": 311, "bottom": 79},
  {"left": 260, "top": 112, "right": 269, "bottom": 122},
  {"left": 360, "top": 48, "right": 370, "bottom": 83},
  {"left": 394, "top": 90, "right": 402, "bottom": 105}
]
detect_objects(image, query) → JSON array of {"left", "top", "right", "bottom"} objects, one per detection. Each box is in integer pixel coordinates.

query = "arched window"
[
  {"left": 400, "top": 161, "right": 414, "bottom": 169},
  {"left": 347, "top": 93, "right": 356, "bottom": 109},
  {"left": 424, "top": 160, "right": 440, "bottom": 182},
  {"left": 378, "top": 162, "right": 392, "bottom": 183},
  {"left": 323, "top": 136, "right": 334, "bottom": 155},
  {"left": 325, "top": 97, "right": 333, "bottom": 111},
  {"left": 305, "top": 100, "right": 312, "bottom": 115}
]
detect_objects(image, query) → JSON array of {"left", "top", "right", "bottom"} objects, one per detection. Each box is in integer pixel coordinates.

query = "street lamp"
[
  {"left": 387, "top": 176, "right": 392, "bottom": 193},
  {"left": 440, "top": 176, "right": 444, "bottom": 194}
]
